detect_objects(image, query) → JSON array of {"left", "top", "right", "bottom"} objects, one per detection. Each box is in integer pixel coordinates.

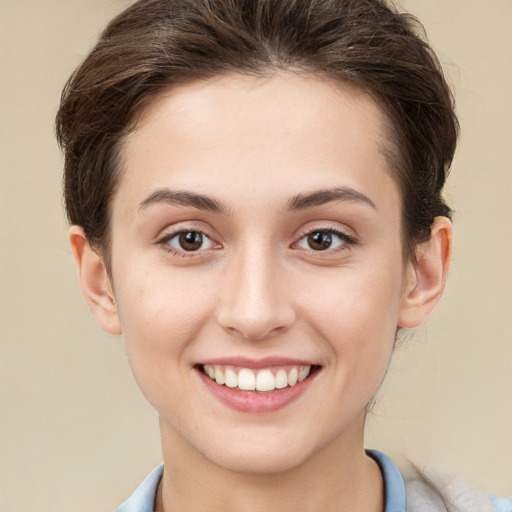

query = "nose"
[{"left": 216, "top": 245, "right": 296, "bottom": 341}]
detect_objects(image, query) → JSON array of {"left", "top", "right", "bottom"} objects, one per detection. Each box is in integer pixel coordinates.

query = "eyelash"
[
  {"left": 294, "top": 228, "right": 357, "bottom": 254},
  {"left": 157, "top": 229, "right": 219, "bottom": 257},
  {"left": 156, "top": 227, "right": 357, "bottom": 257}
]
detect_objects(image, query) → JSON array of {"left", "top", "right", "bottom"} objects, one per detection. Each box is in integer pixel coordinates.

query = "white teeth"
[
  {"left": 298, "top": 366, "right": 310, "bottom": 382},
  {"left": 287, "top": 367, "right": 298, "bottom": 386},
  {"left": 275, "top": 369, "right": 288, "bottom": 389},
  {"left": 238, "top": 368, "right": 256, "bottom": 390},
  {"left": 256, "top": 370, "right": 275, "bottom": 392},
  {"left": 202, "top": 364, "right": 314, "bottom": 392},
  {"left": 225, "top": 368, "right": 238, "bottom": 388},
  {"left": 214, "top": 366, "right": 225, "bottom": 385}
]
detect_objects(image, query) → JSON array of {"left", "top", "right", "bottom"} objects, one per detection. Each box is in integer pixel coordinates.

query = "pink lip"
[
  {"left": 196, "top": 365, "right": 320, "bottom": 413},
  {"left": 198, "top": 356, "right": 315, "bottom": 369}
]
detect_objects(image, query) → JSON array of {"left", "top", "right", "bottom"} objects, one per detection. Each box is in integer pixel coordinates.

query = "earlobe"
[
  {"left": 68, "top": 226, "right": 122, "bottom": 335},
  {"left": 398, "top": 216, "right": 453, "bottom": 329}
]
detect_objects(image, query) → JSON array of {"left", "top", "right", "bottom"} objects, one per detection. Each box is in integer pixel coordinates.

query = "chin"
[
  {"left": 203, "top": 443, "right": 313, "bottom": 475},
  {"left": 190, "top": 421, "right": 345, "bottom": 476}
]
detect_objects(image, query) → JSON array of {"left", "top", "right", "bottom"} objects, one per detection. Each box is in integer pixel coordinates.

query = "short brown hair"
[{"left": 56, "top": 0, "right": 458, "bottom": 262}]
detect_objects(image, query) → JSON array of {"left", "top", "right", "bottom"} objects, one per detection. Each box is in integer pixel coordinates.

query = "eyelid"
[{"left": 294, "top": 221, "right": 357, "bottom": 242}]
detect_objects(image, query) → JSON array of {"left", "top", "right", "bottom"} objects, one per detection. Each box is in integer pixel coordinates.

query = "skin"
[{"left": 70, "top": 71, "right": 452, "bottom": 512}]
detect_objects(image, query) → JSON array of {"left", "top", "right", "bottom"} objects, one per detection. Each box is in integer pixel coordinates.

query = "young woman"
[{"left": 55, "top": 0, "right": 511, "bottom": 511}]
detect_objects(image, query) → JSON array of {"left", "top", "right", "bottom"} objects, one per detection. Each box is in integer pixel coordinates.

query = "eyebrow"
[
  {"left": 138, "top": 188, "right": 229, "bottom": 215},
  {"left": 285, "top": 187, "right": 377, "bottom": 211},
  {"left": 138, "top": 185, "right": 376, "bottom": 215}
]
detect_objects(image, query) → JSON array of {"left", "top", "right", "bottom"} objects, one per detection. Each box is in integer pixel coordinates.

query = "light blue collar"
[{"left": 116, "top": 450, "right": 407, "bottom": 512}]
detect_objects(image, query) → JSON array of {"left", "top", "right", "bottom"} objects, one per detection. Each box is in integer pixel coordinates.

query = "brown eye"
[
  {"left": 296, "top": 229, "right": 356, "bottom": 252},
  {"left": 307, "top": 231, "right": 333, "bottom": 251},
  {"left": 179, "top": 231, "right": 204, "bottom": 251},
  {"left": 162, "top": 230, "right": 216, "bottom": 253}
]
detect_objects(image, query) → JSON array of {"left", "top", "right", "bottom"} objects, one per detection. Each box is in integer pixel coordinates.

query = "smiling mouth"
[{"left": 199, "top": 364, "right": 320, "bottom": 393}]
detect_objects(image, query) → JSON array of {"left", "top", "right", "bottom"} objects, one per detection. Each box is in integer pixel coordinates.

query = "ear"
[
  {"left": 398, "top": 216, "right": 453, "bottom": 329},
  {"left": 68, "top": 226, "right": 122, "bottom": 335}
]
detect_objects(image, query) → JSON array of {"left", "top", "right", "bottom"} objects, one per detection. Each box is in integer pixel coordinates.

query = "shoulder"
[
  {"left": 401, "top": 460, "right": 512, "bottom": 512},
  {"left": 368, "top": 449, "right": 511, "bottom": 512},
  {"left": 114, "top": 457, "right": 512, "bottom": 512}
]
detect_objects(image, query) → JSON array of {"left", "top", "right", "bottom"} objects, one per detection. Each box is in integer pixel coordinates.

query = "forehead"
[{"left": 116, "top": 71, "right": 399, "bottom": 217}]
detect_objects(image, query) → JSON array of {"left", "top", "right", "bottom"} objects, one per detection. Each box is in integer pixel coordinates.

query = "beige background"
[{"left": 0, "top": 0, "right": 511, "bottom": 510}]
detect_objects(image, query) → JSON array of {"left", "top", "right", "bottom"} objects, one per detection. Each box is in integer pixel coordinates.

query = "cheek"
[
  {"left": 300, "top": 263, "right": 404, "bottom": 386},
  {"left": 111, "top": 269, "right": 218, "bottom": 424},
  {"left": 303, "top": 261, "right": 404, "bottom": 332},
  {"left": 113, "top": 265, "right": 216, "bottom": 366}
]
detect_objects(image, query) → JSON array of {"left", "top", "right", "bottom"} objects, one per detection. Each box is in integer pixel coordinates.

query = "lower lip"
[{"left": 197, "top": 368, "right": 319, "bottom": 413}]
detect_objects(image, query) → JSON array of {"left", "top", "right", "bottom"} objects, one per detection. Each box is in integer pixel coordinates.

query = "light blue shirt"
[{"left": 117, "top": 464, "right": 164, "bottom": 512}]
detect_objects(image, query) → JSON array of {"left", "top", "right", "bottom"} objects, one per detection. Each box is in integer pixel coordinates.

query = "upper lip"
[{"left": 197, "top": 356, "right": 318, "bottom": 369}]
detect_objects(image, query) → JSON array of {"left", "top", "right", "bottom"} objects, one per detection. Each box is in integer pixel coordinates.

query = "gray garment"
[{"left": 404, "top": 462, "right": 511, "bottom": 512}]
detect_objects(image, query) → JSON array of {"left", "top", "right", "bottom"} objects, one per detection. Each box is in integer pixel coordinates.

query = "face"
[{"left": 108, "top": 71, "right": 412, "bottom": 473}]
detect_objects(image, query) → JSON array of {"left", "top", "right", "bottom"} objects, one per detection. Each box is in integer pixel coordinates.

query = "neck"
[{"left": 155, "top": 414, "right": 384, "bottom": 512}]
